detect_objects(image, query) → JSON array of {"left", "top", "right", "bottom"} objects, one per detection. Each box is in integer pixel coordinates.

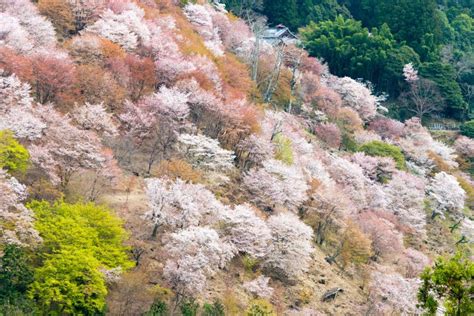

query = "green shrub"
[
  {"left": 460, "top": 120, "right": 474, "bottom": 138},
  {"left": 145, "top": 300, "right": 168, "bottom": 316},
  {"left": 273, "top": 133, "right": 294, "bottom": 165},
  {"left": 0, "top": 130, "right": 29, "bottom": 173},
  {"left": 246, "top": 299, "right": 275, "bottom": 316},
  {"left": 359, "top": 140, "right": 406, "bottom": 169},
  {"left": 180, "top": 299, "right": 199, "bottom": 316},
  {"left": 202, "top": 300, "right": 225, "bottom": 316}
]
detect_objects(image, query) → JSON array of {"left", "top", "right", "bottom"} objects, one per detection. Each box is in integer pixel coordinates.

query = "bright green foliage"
[
  {"left": 300, "top": 16, "right": 417, "bottom": 95},
  {"left": 418, "top": 252, "right": 474, "bottom": 315},
  {"left": 0, "top": 244, "right": 37, "bottom": 314},
  {"left": 27, "top": 200, "right": 133, "bottom": 315},
  {"left": 29, "top": 249, "right": 107, "bottom": 315},
  {"left": 246, "top": 299, "right": 275, "bottom": 316},
  {"left": 202, "top": 300, "right": 225, "bottom": 316},
  {"left": 0, "top": 130, "right": 29, "bottom": 173},
  {"left": 273, "top": 133, "right": 294, "bottom": 165},
  {"left": 180, "top": 299, "right": 199, "bottom": 316},
  {"left": 30, "top": 200, "right": 132, "bottom": 269},
  {"left": 359, "top": 141, "right": 406, "bottom": 169},
  {"left": 460, "top": 120, "right": 474, "bottom": 138}
]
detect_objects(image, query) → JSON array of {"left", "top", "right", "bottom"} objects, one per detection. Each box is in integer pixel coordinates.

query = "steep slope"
[{"left": 0, "top": 0, "right": 472, "bottom": 315}]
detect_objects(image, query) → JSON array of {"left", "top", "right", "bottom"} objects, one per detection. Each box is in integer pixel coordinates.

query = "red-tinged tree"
[
  {"left": 369, "top": 117, "right": 405, "bottom": 140},
  {"left": 313, "top": 86, "right": 342, "bottom": 119},
  {"left": 356, "top": 211, "right": 404, "bottom": 260},
  {"left": 314, "top": 123, "right": 341, "bottom": 149},
  {"left": 124, "top": 54, "right": 156, "bottom": 101},
  {"left": 30, "top": 53, "right": 77, "bottom": 106},
  {"left": 38, "top": 0, "right": 75, "bottom": 39}
]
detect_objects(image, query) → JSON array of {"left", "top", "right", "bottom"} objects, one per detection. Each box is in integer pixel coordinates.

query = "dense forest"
[
  {"left": 225, "top": 0, "right": 474, "bottom": 124},
  {"left": 0, "top": 0, "right": 473, "bottom": 315}
]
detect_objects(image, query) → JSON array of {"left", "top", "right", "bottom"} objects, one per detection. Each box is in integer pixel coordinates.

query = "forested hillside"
[{"left": 0, "top": 0, "right": 473, "bottom": 315}]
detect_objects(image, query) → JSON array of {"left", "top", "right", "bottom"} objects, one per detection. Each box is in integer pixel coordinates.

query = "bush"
[
  {"left": 180, "top": 299, "right": 199, "bottom": 316},
  {"left": 0, "top": 130, "right": 29, "bottom": 173},
  {"left": 273, "top": 133, "right": 294, "bottom": 165},
  {"left": 202, "top": 300, "right": 225, "bottom": 316},
  {"left": 246, "top": 299, "right": 275, "bottom": 316},
  {"left": 359, "top": 141, "right": 406, "bottom": 170},
  {"left": 460, "top": 120, "right": 474, "bottom": 138}
]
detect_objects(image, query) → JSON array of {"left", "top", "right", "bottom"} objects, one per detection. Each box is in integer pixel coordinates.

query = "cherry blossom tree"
[
  {"left": 350, "top": 152, "right": 396, "bottom": 183},
  {"left": 368, "top": 269, "right": 421, "bottom": 315},
  {"left": 454, "top": 136, "right": 474, "bottom": 157},
  {"left": 219, "top": 204, "right": 272, "bottom": 259},
  {"left": 184, "top": 3, "right": 224, "bottom": 56},
  {"left": 0, "top": 13, "right": 34, "bottom": 53},
  {"left": 403, "top": 63, "right": 419, "bottom": 83},
  {"left": 0, "top": 0, "right": 57, "bottom": 51},
  {"left": 177, "top": 133, "right": 235, "bottom": 172},
  {"left": 399, "top": 248, "right": 431, "bottom": 278},
  {"left": 383, "top": 171, "right": 426, "bottom": 234},
  {"left": 265, "top": 213, "right": 314, "bottom": 281},
  {"left": 243, "top": 275, "right": 274, "bottom": 299},
  {"left": 163, "top": 226, "right": 235, "bottom": 297},
  {"left": 368, "top": 117, "right": 404, "bottom": 140},
  {"left": 0, "top": 171, "right": 41, "bottom": 246},
  {"left": 86, "top": 2, "right": 150, "bottom": 51},
  {"left": 324, "top": 76, "right": 379, "bottom": 121},
  {"left": 427, "top": 172, "right": 465, "bottom": 217},
  {"left": 243, "top": 159, "right": 309, "bottom": 212},
  {"left": 71, "top": 102, "right": 118, "bottom": 137},
  {"left": 28, "top": 105, "right": 105, "bottom": 188},
  {"left": 144, "top": 177, "right": 224, "bottom": 236},
  {"left": 0, "top": 73, "right": 45, "bottom": 140},
  {"left": 356, "top": 211, "right": 404, "bottom": 259},
  {"left": 314, "top": 123, "right": 341, "bottom": 149},
  {"left": 235, "top": 134, "right": 274, "bottom": 170}
]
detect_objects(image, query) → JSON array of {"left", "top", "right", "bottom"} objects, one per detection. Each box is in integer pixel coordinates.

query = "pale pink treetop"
[
  {"left": 243, "top": 275, "right": 274, "bottom": 299},
  {"left": 219, "top": 204, "right": 272, "bottom": 259},
  {"left": 163, "top": 226, "right": 235, "bottom": 295},
  {"left": 145, "top": 177, "right": 225, "bottom": 229},
  {"left": 265, "top": 212, "right": 314, "bottom": 280},
  {"left": 0, "top": 171, "right": 41, "bottom": 246},
  {"left": 243, "top": 159, "right": 309, "bottom": 212}
]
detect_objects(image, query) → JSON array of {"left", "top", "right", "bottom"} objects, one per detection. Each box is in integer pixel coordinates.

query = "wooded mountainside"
[{"left": 0, "top": 0, "right": 473, "bottom": 315}]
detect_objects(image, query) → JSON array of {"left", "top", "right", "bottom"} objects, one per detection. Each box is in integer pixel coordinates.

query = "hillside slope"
[{"left": 0, "top": 0, "right": 472, "bottom": 315}]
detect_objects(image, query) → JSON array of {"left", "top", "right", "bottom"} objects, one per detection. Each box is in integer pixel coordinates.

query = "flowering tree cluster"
[
  {"left": 369, "top": 269, "right": 421, "bottom": 315},
  {"left": 243, "top": 275, "right": 274, "bottom": 299},
  {"left": 71, "top": 102, "right": 118, "bottom": 137},
  {"left": 177, "top": 133, "right": 235, "bottom": 172},
  {"left": 427, "top": 172, "right": 465, "bottom": 217},
  {"left": 86, "top": 2, "right": 150, "bottom": 51},
  {"left": 324, "top": 76, "right": 379, "bottom": 121},
  {"left": 264, "top": 213, "right": 314, "bottom": 281},
  {"left": 144, "top": 177, "right": 224, "bottom": 232},
  {"left": 0, "top": 73, "right": 45, "bottom": 140},
  {"left": 0, "top": 0, "right": 57, "bottom": 53},
  {"left": 219, "top": 204, "right": 272, "bottom": 259},
  {"left": 163, "top": 226, "right": 235, "bottom": 297},
  {"left": 243, "top": 159, "right": 309, "bottom": 212},
  {"left": 0, "top": 171, "right": 41, "bottom": 246}
]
